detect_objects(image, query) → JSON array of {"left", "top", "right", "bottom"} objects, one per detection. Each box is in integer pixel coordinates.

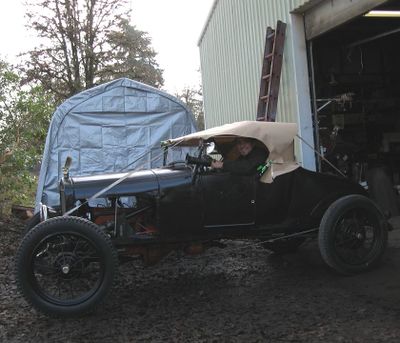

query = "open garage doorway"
[{"left": 308, "top": 0, "right": 400, "bottom": 218}]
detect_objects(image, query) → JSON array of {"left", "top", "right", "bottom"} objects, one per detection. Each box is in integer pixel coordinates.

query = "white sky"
[{"left": 0, "top": 0, "right": 214, "bottom": 93}]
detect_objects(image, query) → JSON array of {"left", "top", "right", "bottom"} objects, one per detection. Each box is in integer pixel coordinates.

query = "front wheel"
[
  {"left": 318, "top": 195, "right": 388, "bottom": 275},
  {"left": 15, "top": 216, "right": 118, "bottom": 317}
]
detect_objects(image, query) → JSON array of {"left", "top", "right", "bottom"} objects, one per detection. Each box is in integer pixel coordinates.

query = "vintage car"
[{"left": 15, "top": 121, "right": 388, "bottom": 317}]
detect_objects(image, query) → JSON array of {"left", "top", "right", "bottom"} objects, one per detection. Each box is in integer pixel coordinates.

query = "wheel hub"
[
  {"left": 61, "top": 265, "right": 70, "bottom": 274},
  {"left": 339, "top": 219, "right": 367, "bottom": 249},
  {"left": 54, "top": 252, "right": 81, "bottom": 279},
  {"left": 356, "top": 232, "right": 364, "bottom": 240}
]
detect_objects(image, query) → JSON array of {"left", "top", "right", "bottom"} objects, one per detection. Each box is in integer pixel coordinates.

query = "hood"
[{"left": 62, "top": 166, "right": 193, "bottom": 200}]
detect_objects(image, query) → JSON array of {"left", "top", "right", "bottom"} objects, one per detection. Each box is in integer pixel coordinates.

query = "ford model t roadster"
[{"left": 15, "top": 121, "right": 388, "bottom": 316}]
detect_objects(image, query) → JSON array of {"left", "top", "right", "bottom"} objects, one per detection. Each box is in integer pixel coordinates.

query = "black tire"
[
  {"left": 263, "top": 237, "right": 305, "bottom": 254},
  {"left": 318, "top": 195, "right": 388, "bottom": 275},
  {"left": 15, "top": 216, "right": 118, "bottom": 317}
]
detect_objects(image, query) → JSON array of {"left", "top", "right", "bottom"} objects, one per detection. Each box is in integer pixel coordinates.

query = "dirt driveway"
[{"left": 2, "top": 217, "right": 400, "bottom": 343}]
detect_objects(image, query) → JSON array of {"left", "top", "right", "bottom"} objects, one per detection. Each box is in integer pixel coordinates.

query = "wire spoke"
[
  {"left": 31, "top": 232, "right": 104, "bottom": 303},
  {"left": 334, "top": 209, "right": 378, "bottom": 265}
]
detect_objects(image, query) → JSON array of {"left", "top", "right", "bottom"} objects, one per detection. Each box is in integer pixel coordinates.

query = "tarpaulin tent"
[{"left": 35, "top": 78, "right": 197, "bottom": 211}]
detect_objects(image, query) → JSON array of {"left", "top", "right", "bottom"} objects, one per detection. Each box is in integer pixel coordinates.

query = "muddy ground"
[{"left": 2, "top": 217, "right": 400, "bottom": 343}]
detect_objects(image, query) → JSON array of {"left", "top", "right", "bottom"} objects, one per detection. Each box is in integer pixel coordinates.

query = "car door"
[{"left": 198, "top": 171, "right": 257, "bottom": 228}]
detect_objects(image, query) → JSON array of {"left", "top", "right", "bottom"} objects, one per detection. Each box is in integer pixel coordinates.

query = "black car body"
[{"left": 16, "top": 121, "right": 388, "bottom": 317}]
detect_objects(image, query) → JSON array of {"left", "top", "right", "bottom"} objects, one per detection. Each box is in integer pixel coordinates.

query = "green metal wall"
[{"left": 199, "top": 0, "right": 310, "bottom": 128}]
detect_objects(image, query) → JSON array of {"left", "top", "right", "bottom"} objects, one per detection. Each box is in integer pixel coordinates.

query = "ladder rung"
[
  {"left": 257, "top": 21, "right": 286, "bottom": 122},
  {"left": 262, "top": 74, "right": 271, "bottom": 80}
]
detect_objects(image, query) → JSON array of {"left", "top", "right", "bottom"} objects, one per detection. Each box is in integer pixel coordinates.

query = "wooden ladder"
[{"left": 256, "top": 20, "right": 286, "bottom": 122}]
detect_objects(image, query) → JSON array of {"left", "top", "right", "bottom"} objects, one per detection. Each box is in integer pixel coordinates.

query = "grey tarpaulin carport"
[{"left": 35, "top": 78, "right": 197, "bottom": 211}]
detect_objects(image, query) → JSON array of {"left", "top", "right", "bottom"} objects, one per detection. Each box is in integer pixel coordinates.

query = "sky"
[{"left": 0, "top": 0, "right": 214, "bottom": 94}]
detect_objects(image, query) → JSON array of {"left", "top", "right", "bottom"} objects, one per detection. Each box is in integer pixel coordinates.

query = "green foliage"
[{"left": 0, "top": 60, "right": 55, "bottom": 215}]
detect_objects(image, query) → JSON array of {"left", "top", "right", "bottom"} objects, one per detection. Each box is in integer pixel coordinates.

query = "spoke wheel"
[
  {"left": 318, "top": 195, "right": 387, "bottom": 275},
  {"left": 16, "top": 216, "right": 117, "bottom": 317}
]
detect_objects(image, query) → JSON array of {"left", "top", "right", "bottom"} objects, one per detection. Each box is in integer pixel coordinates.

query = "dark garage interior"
[{"left": 309, "top": 0, "right": 400, "bottom": 218}]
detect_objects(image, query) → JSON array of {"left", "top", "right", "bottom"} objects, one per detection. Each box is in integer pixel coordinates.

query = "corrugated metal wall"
[{"left": 199, "top": 0, "right": 310, "bottom": 128}]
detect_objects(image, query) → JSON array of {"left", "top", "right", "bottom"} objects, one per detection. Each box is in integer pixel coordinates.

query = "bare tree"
[
  {"left": 22, "top": 0, "right": 164, "bottom": 101},
  {"left": 176, "top": 86, "right": 204, "bottom": 130}
]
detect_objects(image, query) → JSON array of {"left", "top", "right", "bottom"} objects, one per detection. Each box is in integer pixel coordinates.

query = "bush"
[{"left": 0, "top": 60, "right": 55, "bottom": 216}]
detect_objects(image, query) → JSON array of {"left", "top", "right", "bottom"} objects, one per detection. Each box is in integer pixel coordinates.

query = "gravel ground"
[{"left": 2, "top": 217, "right": 400, "bottom": 342}]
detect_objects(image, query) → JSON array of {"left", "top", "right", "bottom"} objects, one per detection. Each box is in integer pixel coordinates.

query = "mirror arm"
[{"left": 63, "top": 156, "right": 72, "bottom": 179}]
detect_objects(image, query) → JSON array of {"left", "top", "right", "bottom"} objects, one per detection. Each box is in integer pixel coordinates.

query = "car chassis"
[{"left": 15, "top": 121, "right": 388, "bottom": 317}]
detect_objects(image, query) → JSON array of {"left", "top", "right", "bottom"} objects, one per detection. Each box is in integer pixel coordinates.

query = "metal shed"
[
  {"left": 198, "top": 0, "right": 314, "bottom": 170},
  {"left": 199, "top": 0, "right": 400, "bottom": 218},
  {"left": 35, "top": 78, "right": 197, "bottom": 210},
  {"left": 198, "top": 0, "right": 394, "bottom": 171}
]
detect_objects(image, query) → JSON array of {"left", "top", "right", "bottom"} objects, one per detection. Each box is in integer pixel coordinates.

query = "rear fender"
[{"left": 310, "top": 191, "right": 362, "bottom": 221}]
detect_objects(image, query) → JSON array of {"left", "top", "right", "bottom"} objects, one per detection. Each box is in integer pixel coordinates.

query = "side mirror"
[{"left": 206, "top": 142, "right": 215, "bottom": 155}]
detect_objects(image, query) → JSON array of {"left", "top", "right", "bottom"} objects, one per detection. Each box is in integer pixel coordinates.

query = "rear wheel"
[
  {"left": 15, "top": 216, "right": 118, "bottom": 317},
  {"left": 318, "top": 195, "right": 387, "bottom": 275}
]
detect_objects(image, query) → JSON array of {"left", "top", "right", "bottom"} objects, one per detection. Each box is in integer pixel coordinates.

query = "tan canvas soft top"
[{"left": 165, "top": 121, "right": 300, "bottom": 183}]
